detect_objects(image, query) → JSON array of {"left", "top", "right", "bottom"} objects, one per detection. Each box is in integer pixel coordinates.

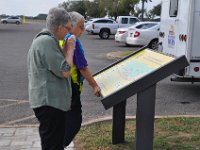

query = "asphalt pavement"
[
  {"left": 0, "top": 22, "right": 200, "bottom": 125},
  {"left": 0, "top": 22, "right": 200, "bottom": 150}
]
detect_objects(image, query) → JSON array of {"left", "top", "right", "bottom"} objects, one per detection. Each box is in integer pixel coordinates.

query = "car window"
[
  {"left": 121, "top": 18, "right": 128, "bottom": 24},
  {"left": 107, "top": 20, "right": 114, "bottom": 23},
  {"left": 135, "top": 23, "right": 157, "bottom": 29},
  {"left": 94, "top": 19, "right": 113, "bottom": 23},
  {"left": 129, "top": 18, "right": 139, "bottom": 24}
]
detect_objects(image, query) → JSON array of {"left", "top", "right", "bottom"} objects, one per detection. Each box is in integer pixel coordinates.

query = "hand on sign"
[{"left": 93, "top": 86, "right": 101, "bottom": 97}]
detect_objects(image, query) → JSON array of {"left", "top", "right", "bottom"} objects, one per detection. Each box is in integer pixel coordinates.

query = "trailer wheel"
[
  {"left": 149, "top": 39, "right": 158, "bottom": 50},
  {"left": 99, "top": 29, "right": 110, "bottom": 39}
]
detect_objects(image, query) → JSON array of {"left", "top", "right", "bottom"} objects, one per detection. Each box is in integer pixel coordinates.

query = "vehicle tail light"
[
  {"left": 194, "top": 67, "right": 199, "bottom": 72},
  {"left": 92, "top": 23, "right": 95, "bottom": 29},
  {"left": 118, "top": 31, "right": 126, "bottom": 34},
  {"left": 134, "top": 31, "right": 140, "bottom": 38}
]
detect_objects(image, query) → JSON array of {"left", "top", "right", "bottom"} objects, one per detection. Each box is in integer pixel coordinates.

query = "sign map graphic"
[{"left": 94, "top": 49, "right": 175, "bottom": 97}]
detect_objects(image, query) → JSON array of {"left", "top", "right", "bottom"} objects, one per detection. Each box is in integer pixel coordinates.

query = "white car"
[
  {"left": 84, "top": 18, "right": 96, "bottom": 29},
  {"left": 1, "top": 16, "right": 22, "bottom": 25},
  {"left": 126, "top": 22, "right": 160, "bottom": 49},
  {"left": 115, "top": 27, "right": 129, "bottom": 44},
  {"left": 85, "top": 18, "right": 102, "bottom": 34},
  {"left": 85, "top": 18, "right": 117, "bottom": 36},
  {"left": 115, "top": 22, "right": 158, "bottom": 46}
]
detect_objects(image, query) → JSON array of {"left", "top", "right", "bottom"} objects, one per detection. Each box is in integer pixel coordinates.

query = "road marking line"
[
  {"left": 0, "top": 101, "right": 28, "bottom": 108},
  {"left": 1, "top": 115, "right": 36, "bottom": 125},
  {"left": 0, "top": 99, "right": 27, "bottom": 102}
]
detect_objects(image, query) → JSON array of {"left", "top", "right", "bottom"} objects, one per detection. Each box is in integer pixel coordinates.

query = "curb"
[
  {"left": 82, "top": 115, "right": 200, "bottom": 127},
  {"left": 0, "top": 115, "right": 200, "bottom": 128},
  {"left": 106, "top": 51, "right": 132, "bottom": 59}
]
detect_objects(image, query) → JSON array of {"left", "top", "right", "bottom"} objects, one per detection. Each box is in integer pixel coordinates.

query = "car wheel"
[
  {"left": 99, "top": 29, "right": 110, "bottom": 39},
  {"left": 16, "top": 21, "right": 20, "bottom": 25},
  {"left": 149, "top": 39, "right": 158, "bottom": 50},
  {"left": 2, "top": 21, "right": 7, "bottom": 24}
]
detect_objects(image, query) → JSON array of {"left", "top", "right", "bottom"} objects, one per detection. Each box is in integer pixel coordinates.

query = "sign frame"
[{"left": 93, "top": 46, "right": 189, "bottom": 110}]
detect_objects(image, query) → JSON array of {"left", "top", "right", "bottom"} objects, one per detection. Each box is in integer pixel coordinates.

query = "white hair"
[
  {"left": 46, "top": 7, "right": 71, "bottom": 32},
  {"left": 69, "top": 11, "right": 85, "bottom": 26}
]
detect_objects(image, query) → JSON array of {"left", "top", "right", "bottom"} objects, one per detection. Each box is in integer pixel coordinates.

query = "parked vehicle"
[
  {"left": 85, "top": 18, "right": 118, "bottom": 38},
  {"left": 84, "top": 18, "right": 96, "bottom": 29},
  {"left": 115, "top": 27, "right": 129, "bottom": 44},
  {"left": 116, "top": 16, "right": 140, "bottom": 28},
  {"left": 115, "top": 22, "right": 159, "bottom": 46},
  {"left": 85, "top": 16, "right": 140, "bottom": 39},
  {"left": 159, "top": 0, "right": 200, "bottom": 82},
  {"left": 1, "top": 16, "right": 22, "bottom": 25},
  {"left": 126, "top": 22, "right": 160, "bottom": 49},
  {"left": 85, "top": 18, "right": 103, "bottom": 34}
]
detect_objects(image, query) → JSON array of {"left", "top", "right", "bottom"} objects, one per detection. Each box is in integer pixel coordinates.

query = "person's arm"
[
  {"left": 79, "top": 67, "right": 101, "bottom": 97},
  {"left": 42, "top": 36, "right": 75, "bottom": 79},
  {"left": 62, "top": 36, "right": 76, "bottom": 78}
]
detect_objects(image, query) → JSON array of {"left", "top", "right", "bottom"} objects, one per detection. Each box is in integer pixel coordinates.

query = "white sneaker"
[{"left": 64, "top": 141, "right": 74, "bottom": 150}]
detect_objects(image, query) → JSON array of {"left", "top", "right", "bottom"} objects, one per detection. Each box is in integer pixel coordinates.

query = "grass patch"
[{"left": 75, "top": 117, "right": 200, "bottom": 150}]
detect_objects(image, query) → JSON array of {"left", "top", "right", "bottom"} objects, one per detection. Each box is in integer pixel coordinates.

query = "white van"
[
  {"left": 159, "top": 0, "right": 200, "bottom": 82},
  {"left": 116, "top": 16, "right": 140, "bottom": 28}
]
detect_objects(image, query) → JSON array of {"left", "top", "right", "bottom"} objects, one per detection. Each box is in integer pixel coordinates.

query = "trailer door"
[
  {"left": 190, "top": 0, "right": 200, "bottom": 60},
  {"left": 175, "top": 0, "right": 191, "bottom": 58},
  {"left": 160, "top": 0, "right": 179, "bottom": 56},
  {"left": 160, "top": 0, "right": 190, "bottom": 58}
]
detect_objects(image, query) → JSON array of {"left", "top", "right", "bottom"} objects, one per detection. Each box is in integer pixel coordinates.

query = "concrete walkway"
[
  {"left": 0, "top": 126, "right": 74, "bottom": 150},
  {"left": 0, "top": 127, "right": 40, "bottom": 150}
]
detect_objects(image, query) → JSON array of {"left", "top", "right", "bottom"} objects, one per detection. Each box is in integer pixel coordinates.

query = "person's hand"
[
  {"left": 93, "top": 86, "right": 101, "bottom": 97},
  {"left": 63, "top": 35, "right": 76, "bottom": 56}
]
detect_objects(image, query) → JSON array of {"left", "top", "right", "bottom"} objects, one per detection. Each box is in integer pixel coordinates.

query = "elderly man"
[
  {"left": 59, "top": 12, "right": 101, "bottom": 149},
  {"left": 27, "top": 7, "right": 75, "bottom": 150}
]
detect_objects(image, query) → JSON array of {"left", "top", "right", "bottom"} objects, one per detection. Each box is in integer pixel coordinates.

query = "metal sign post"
[
  {"left": 136, "top": 84, "right": 156, "bottom": 150},
  {"left": 112, "top": 100, "right": 126, "bottom": 144}
]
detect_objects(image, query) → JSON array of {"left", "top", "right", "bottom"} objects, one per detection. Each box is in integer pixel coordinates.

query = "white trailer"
[{"left": 159, "top": 0, "right": 200, "bottom": 82}]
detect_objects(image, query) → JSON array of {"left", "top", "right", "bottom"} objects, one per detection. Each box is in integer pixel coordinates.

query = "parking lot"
[{"left": 0, "top": 22, "right": 200, "bottom": 126}]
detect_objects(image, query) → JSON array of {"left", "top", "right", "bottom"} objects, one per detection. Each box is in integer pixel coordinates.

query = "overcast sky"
[{"left": 0, "top": 0, "right": 161, "bottom": 17}]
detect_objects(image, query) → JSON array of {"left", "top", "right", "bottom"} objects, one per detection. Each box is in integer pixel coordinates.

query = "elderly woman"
[
  {"left": 61, "top": 12, "right": 101, "bottom": 148},
  {"left": 27, "top": 7, "right": 75, "bottom": 150}
]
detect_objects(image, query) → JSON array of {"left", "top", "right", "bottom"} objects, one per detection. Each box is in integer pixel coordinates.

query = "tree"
[
  {"left": 59, "top": 0, "right": 87, "bottom": 17},
  {"left": 145, "top": 3, "right": 161, "bottom": 20},
  {"left": 84, "top": 0, "right": 101, "bottom": 18},
  {"left": 141, "top": 0, "right": 152, "bottom": 20},
  {"left": 150, "top": 3, "right": 161, "bottom": 16},
  {"left": 118, "top": 0, "right": 140, "bottom": 17},
  {"left": 59, "top": 0, "right": 142, "bottom": 19},
  {"left": 132, "top": 5, "right": 145, "bottom": 18}
]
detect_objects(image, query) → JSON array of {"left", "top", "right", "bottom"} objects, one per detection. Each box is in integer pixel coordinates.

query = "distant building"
[{"left": 0, "top": 14, "right": 9, "bottom": 19}]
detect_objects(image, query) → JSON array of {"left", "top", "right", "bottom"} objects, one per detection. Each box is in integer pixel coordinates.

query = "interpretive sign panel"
[{"left": 94, "top": 48, "right": 175, "bottom": 97}]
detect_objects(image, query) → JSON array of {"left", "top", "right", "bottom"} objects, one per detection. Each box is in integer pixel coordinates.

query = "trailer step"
[{"left": 171, "top": 76, "right": 200, "bottom": 82}]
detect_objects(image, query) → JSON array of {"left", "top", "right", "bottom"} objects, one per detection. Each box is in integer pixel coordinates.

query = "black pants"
[
  {"left": 33, "top": 106, "right": 66, "bottom": 150},
  {"left": 64, "top": 82, "right": 82, "bottom": 147}
]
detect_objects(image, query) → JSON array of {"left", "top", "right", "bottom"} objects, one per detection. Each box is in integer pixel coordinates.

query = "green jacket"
[{"left": 27, "top": 29, "right": 72, "bottom": 112}]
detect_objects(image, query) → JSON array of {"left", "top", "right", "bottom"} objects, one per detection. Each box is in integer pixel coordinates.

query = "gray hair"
[
  {"left": 46, "top": 7, "right": 71, "bottom": 32},
  {"left": 69, "top": 11, "right": 85, "bottom": 26}
]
